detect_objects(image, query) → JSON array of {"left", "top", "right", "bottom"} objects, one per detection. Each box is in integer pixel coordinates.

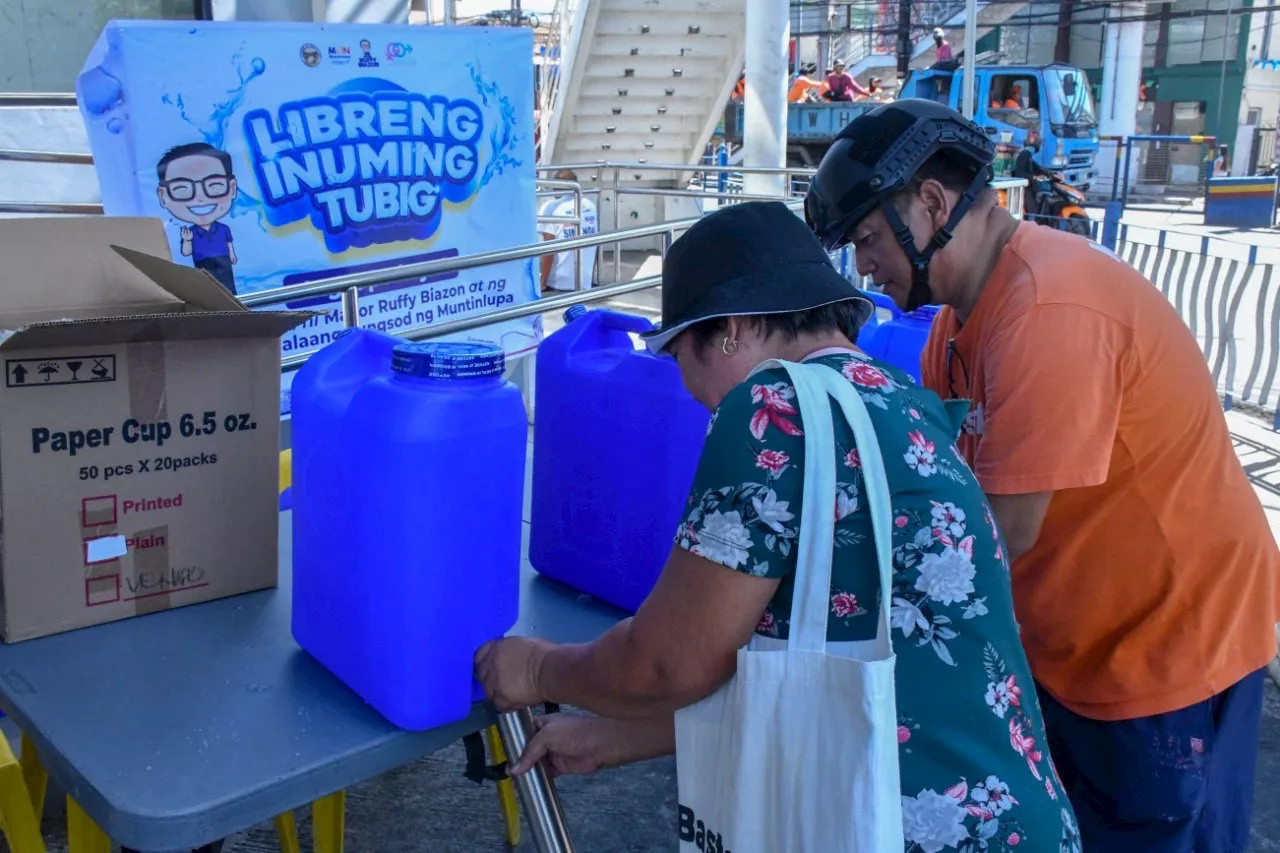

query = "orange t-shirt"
[
  {"left": 921, "top": 223, "right": 1280, "bottom": 721},
  {"left": 788, "top": 76, "right": 821, "bottom": 102}
]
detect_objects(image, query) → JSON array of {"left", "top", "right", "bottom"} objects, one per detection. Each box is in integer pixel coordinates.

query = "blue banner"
[{"left": 78, "top": 21, "right": 540, "bottom": 413}]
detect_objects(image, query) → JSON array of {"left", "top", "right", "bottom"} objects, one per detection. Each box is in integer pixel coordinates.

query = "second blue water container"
[
  {"left": 530, "top": 308, "right": 709, "bottom": 613},
  {"left": 858, "top": 298, "right": 941, "bottom": 383},
  {"left": 292, "top": 333, "right": 527, "bottom": 730}
]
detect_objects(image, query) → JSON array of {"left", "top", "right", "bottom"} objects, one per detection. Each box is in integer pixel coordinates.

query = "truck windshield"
[{"left": 1046, "top": 68, "right": 1097, "bottom": 127}]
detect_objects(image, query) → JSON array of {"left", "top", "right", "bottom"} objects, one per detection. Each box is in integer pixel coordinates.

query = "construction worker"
[{"left": 787, "top": 63, "right": 822, "bottom": 102}]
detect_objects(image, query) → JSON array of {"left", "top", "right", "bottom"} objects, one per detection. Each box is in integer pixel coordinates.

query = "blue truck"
[{"left": 723, "top": 63, "right": 1100, "bottom": 190}]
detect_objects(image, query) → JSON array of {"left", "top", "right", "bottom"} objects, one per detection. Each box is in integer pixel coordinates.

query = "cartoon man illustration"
[{"left": 155, "top": 142, "right": 239, "bottom": 294}]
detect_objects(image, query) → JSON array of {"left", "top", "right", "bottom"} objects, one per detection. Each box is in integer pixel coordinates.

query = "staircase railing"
[
  {"left": 538, "top": 0, "right": 586, "bottom": 165},
  {"left": 819, "top": 0, "right": 967, "bottom": 70}
]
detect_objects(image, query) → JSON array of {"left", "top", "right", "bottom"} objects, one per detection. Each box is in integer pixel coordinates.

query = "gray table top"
[{"left": 0, "top": 513, "right": 624, "bottom": 851}]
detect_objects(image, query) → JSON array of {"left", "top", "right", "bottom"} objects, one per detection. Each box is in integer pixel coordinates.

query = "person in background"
[
  {"left": 732, "top": 72, "right": 745, "bottom": 101},
  {"left": 823, "top": 60, "right": 867, "bottom": 102},
  {"left": 1213, "top": 144, "right": 1231, "bottom": 177},
  {"left": 478, "top": 200, "right": 1081, "bottom": 853},
  {"left": 1003, "top": 84, "right": 1024, "bottom": 110},
  {"left": 807, "top": 97, "right": 1280, "bottom": 853},
  {"left": 538, "top": 169, "right": 598, "bottom": 293},
  {"left": 787, "top": 63, "right": 823, "bottom": 102},
  {"left": 933, "top": 27, "right": 953, "bottom": 62},
  {"left": 864, "top": 76, "right": 887, "bottom": 101}
]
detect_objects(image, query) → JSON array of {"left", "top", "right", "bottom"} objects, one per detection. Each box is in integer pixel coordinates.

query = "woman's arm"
[
  {"left": 537, "top": 548, "right": 779, "bottom": 719},
  {"left": 509, "top": 713, "right": 676, "bottom": 776},
  {"left": 477, "top": 375, "right": 802, "bottom": 718}
]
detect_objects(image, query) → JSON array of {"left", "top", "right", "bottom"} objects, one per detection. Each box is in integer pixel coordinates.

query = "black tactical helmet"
[{"left": 805, "top": 99, "right": 995, "bottom": 311}]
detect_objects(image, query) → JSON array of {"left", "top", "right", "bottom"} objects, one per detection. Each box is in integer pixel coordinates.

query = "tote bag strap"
[
  {"left": 810, "top": 365, "right": 896, "bottom": 659},
  {"left": 748, "top": 359, "right": 839, "bottom": 654}
]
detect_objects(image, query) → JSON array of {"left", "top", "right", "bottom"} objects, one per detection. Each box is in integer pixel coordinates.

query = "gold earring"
[{"left": 722, "top": 337, "right": 738, "bottom": 355}]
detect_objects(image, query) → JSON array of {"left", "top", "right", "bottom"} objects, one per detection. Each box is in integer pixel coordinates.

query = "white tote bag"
[{"left": 674, "top": 359, "right": 903, "bottom": 853}]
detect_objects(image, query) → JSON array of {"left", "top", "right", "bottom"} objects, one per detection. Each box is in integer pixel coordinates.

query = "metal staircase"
[{"left": 539, "top": 0, "right": 745, "bottom": 176}]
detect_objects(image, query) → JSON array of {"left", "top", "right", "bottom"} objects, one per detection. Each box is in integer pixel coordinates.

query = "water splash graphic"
[
  {"left": 468, "top": 63, "right": 524, "bottom": 188},
  {"left": 161, "top": 50, "right": 267, "bottom": 220},
  {"left": 162, "top": 51, "right": 265, "bottom": 150}
]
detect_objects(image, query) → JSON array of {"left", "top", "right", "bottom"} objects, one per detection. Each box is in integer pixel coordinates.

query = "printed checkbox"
[
  {"left": 81, "top": 495, "right": 118, "bottom": 528},
  {"left": 85, "top": 574, "right": 120, "bottom": 607}
]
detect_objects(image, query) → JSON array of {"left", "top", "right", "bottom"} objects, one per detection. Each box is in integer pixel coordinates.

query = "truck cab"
[{"left": 901, "top": 63, "right": 1100, "bottom": 190}]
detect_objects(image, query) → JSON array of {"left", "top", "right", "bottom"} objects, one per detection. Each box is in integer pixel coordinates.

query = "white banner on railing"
[{"left": 77, "top": 20, "right": 541, "bottom": 410}]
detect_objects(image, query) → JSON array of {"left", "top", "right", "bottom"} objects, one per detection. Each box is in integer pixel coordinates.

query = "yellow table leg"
[
  {"left": 273, "top": 810, "right": 301, "bottom": 853},
  {"left": 485, "top": 725, "right": 522, "bottom": 850},
  {"left": 66, "top": 798, "right": 110, "bottom": 853},
  {"left": 18, "top": 733, "right": 47, "bottom": 822},
  {"left": 312, "top": 790, "right": 346, "bottom": 853},
  {"left": 0, "top": 732, "right": 46, "bottom": 853},
  {"left": 279, "top": 449, "right": 292, "bottom": 494}
]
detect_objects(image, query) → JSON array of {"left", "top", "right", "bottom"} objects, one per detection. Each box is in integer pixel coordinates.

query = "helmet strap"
[{"left": 878, "top": 165, "right": 993, "bottom": 313}]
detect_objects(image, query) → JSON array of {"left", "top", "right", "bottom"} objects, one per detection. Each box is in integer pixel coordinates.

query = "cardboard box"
[{"left": 0, "top": 216, "right": 309, "bottom": 642}]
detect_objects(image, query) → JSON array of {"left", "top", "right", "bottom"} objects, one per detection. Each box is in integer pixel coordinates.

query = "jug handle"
[
  {"left": 859, "top": 289, "right": 901, "bottom": 320},
  {"left": 594, "top": 309, "right": 656, "bottom": 335}
]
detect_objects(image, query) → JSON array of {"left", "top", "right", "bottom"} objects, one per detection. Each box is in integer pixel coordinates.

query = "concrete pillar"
[
  {"left": 1097, "top": 1, "right": 1144, "bottom": 193},
  {"left": 962, "top": 0, "right": 977, "bottom": 118},
  {"left": 743, "top": 0, "right": 791, "bottom": 197}
]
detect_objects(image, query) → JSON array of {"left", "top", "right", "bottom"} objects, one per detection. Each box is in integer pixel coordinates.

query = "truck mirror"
[{"left": 1062, "top": 74, "right": 1077, "bottom": 97}]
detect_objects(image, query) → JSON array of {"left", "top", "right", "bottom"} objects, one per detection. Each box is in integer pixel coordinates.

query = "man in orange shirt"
[{"left": 807, "top": 98, "right": 1280, "bottom": 853}]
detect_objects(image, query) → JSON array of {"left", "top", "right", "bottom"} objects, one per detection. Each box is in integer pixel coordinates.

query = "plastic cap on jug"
[
  {"left": 563, "top": 305, "right": 588, "bottom": 323},
  {"left": 391, "top": 342, "right": 506, "bottom": 380}
]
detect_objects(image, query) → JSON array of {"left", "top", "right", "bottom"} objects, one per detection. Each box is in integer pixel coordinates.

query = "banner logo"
[{"left": 243, "top": 83, "right": 483, "bottom": 252}]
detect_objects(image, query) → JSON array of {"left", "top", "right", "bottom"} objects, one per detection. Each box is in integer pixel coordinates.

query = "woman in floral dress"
[{"left": 476, "top": 201, "right": 1079, "bottom": 852}]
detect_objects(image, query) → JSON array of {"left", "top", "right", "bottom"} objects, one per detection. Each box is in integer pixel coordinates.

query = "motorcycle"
[{"left": 1008, "top": 141, "right": 1091, "bottom": 236}]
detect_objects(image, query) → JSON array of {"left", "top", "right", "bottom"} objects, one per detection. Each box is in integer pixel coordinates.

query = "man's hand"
[
  {"left": 180, "top": 226, "right": 193, "bottom": 243},
  {"left": 475, "top": 636, "right": 555, "bottom": 711}
]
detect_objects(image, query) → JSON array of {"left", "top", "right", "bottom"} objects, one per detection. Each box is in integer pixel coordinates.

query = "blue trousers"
[{"left": 1037, "top": 668, "right": 1264, "bottom": 853}]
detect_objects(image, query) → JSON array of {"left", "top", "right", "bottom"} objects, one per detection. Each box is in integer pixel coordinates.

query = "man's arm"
[
  {"left": 973, "top": 304, "right": 1128, "bottom": 558},
  {"left": 228, "top": 240, "right": 237, "bottom": 265},
  {"left": 539, "top": 231, "right": 555, "bottom": 290},
  {"left": 986, "top": 492, "right": 1053, "bottom": 563}
]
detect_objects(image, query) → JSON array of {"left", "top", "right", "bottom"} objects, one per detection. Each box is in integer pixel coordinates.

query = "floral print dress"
[{"left": 674, "top": 351, "right": 1081, "bottom": 853}]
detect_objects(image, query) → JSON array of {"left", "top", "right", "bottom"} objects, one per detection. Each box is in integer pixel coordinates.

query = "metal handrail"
[
  {"left": 0, "top": 202, "right": 103, "bottom": 214},
  {"left": 538, "top": 162, "right": 817, "bottom": 178},
  {"left": 241, "top": 201, "right": 790, "bottom": 309},
  {"left": 0, "top": 93, "right": 77, "bottom": 107},
  {"left": 0, "top": 149, "right": 93, "bottom": 164},
  {"left": 270, "top": 196, "right": 806, "bottom": 369}
]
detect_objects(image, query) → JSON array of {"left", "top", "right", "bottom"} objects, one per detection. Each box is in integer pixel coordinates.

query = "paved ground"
[{"left": 10, "top": 250, "right": 1280, "bottom": 852}]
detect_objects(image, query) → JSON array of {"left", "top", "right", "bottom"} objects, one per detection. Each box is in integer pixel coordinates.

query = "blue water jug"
[
  {"left": 530, "top": 308, "right": 709, "bottom": 613},
  {"left": 291, "top": 328, "right": 400, "bottom": 667},
  {"left": 293, "top": 336, "right": 527, "bottom": 730},
  {"left": 856, "top": 289, "right": 897, "bottom": 345},
  {"left": 858, "top": 299, "right": 940, "bottom": 383}
]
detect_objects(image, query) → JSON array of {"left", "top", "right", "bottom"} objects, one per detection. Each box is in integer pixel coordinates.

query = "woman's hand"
[
  {"left": 509, "top": 713, "right": 618, "bottom": 777},
  {"left": 510, "top": 713, "right": 676, "bottom": 777},
  {"left": 475, "top": 636, "right": 556, "bottom": 711}
]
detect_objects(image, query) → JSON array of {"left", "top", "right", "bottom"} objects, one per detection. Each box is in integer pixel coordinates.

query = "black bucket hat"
[{"left": 641, "top": 201, "right": 872, "bottom": 353}]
